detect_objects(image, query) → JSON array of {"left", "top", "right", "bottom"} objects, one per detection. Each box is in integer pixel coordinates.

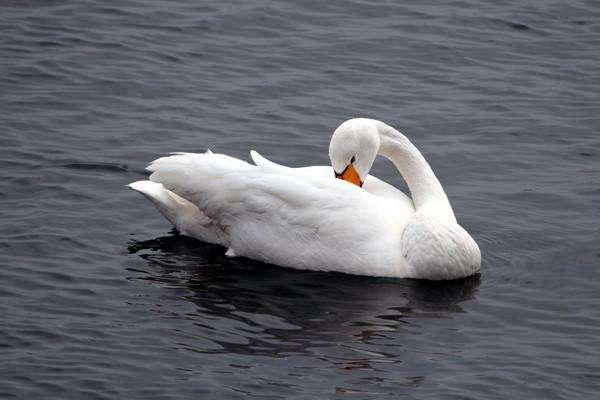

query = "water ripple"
[{"left": 1, "top": 0, "right": 600, "bottom": 398}]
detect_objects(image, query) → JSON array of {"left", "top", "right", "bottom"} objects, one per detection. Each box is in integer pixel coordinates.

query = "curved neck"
[{"left": 375, "top": 121, "right": 455, "bottom": 221}]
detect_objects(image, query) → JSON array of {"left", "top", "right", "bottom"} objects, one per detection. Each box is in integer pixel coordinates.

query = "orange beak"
[{"left": 335, "top": 163, "right": 363, "bottom": 187}]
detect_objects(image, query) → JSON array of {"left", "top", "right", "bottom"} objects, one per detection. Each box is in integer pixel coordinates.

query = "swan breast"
[{"left": 401, "top": 212, "right": 481, "bottom": 280}]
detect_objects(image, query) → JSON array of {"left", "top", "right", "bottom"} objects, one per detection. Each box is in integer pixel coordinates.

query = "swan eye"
[{"left": 350, "top": 156, "right": 356, "bottom": 164}]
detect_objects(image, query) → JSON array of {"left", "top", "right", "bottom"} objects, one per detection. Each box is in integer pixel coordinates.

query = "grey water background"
[{"left": 1, "top": 0, "right": 599, "bottom": 398}]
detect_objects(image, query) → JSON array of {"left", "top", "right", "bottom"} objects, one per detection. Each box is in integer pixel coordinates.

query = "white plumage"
[{"left": 129, "top": 118, "right": 481, "bottom": 280}]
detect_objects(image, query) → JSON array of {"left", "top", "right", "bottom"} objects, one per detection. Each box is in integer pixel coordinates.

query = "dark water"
[{"left": 1, "top": 0, "right": 600, "bottom": 398}]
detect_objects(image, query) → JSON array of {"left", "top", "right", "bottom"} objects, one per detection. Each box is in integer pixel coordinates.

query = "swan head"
[{"left": 329, "top": 118, "right": 381, "bottom": 187}]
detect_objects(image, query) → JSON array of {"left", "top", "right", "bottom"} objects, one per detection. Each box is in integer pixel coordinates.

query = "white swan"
[{"left": 129, "top": 118, "right": 480, "bottom": 280}]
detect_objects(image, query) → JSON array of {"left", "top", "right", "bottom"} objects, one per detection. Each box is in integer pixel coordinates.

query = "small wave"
[{"left": 62, "top": 162, "right": 129, "bottom": 173}]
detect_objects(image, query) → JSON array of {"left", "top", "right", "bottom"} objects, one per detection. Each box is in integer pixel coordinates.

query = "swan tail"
[
  {"left": 128, "top": 180, "right": 224, "bottom": 245},
  {"left": 128, "top": 180, "right": 194, "bottom": 226},
  {"left": 143, "top": 151, "right": 257, "bottom": 244}
]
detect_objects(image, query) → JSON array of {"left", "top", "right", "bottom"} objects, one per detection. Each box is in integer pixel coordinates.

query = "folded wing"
[{"left": 145, "top": 151, "right": 400, "bottom": 272}]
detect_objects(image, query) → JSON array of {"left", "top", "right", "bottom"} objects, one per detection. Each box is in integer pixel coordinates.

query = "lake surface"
[{"left": 1, "top": 0, "right": 599, "bottom": 398}]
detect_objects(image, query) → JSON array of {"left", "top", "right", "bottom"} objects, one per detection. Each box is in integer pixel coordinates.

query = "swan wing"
[
  {"left": 128, "top": 180, "right": 227, "bottom": 245},
  {"left": 146, "top": 151, "right": 406, "bottom": 275}
]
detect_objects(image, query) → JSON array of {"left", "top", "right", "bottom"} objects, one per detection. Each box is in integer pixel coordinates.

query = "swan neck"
[{"left": 376, "top": 122, "right": 455, "bottom": 220}]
